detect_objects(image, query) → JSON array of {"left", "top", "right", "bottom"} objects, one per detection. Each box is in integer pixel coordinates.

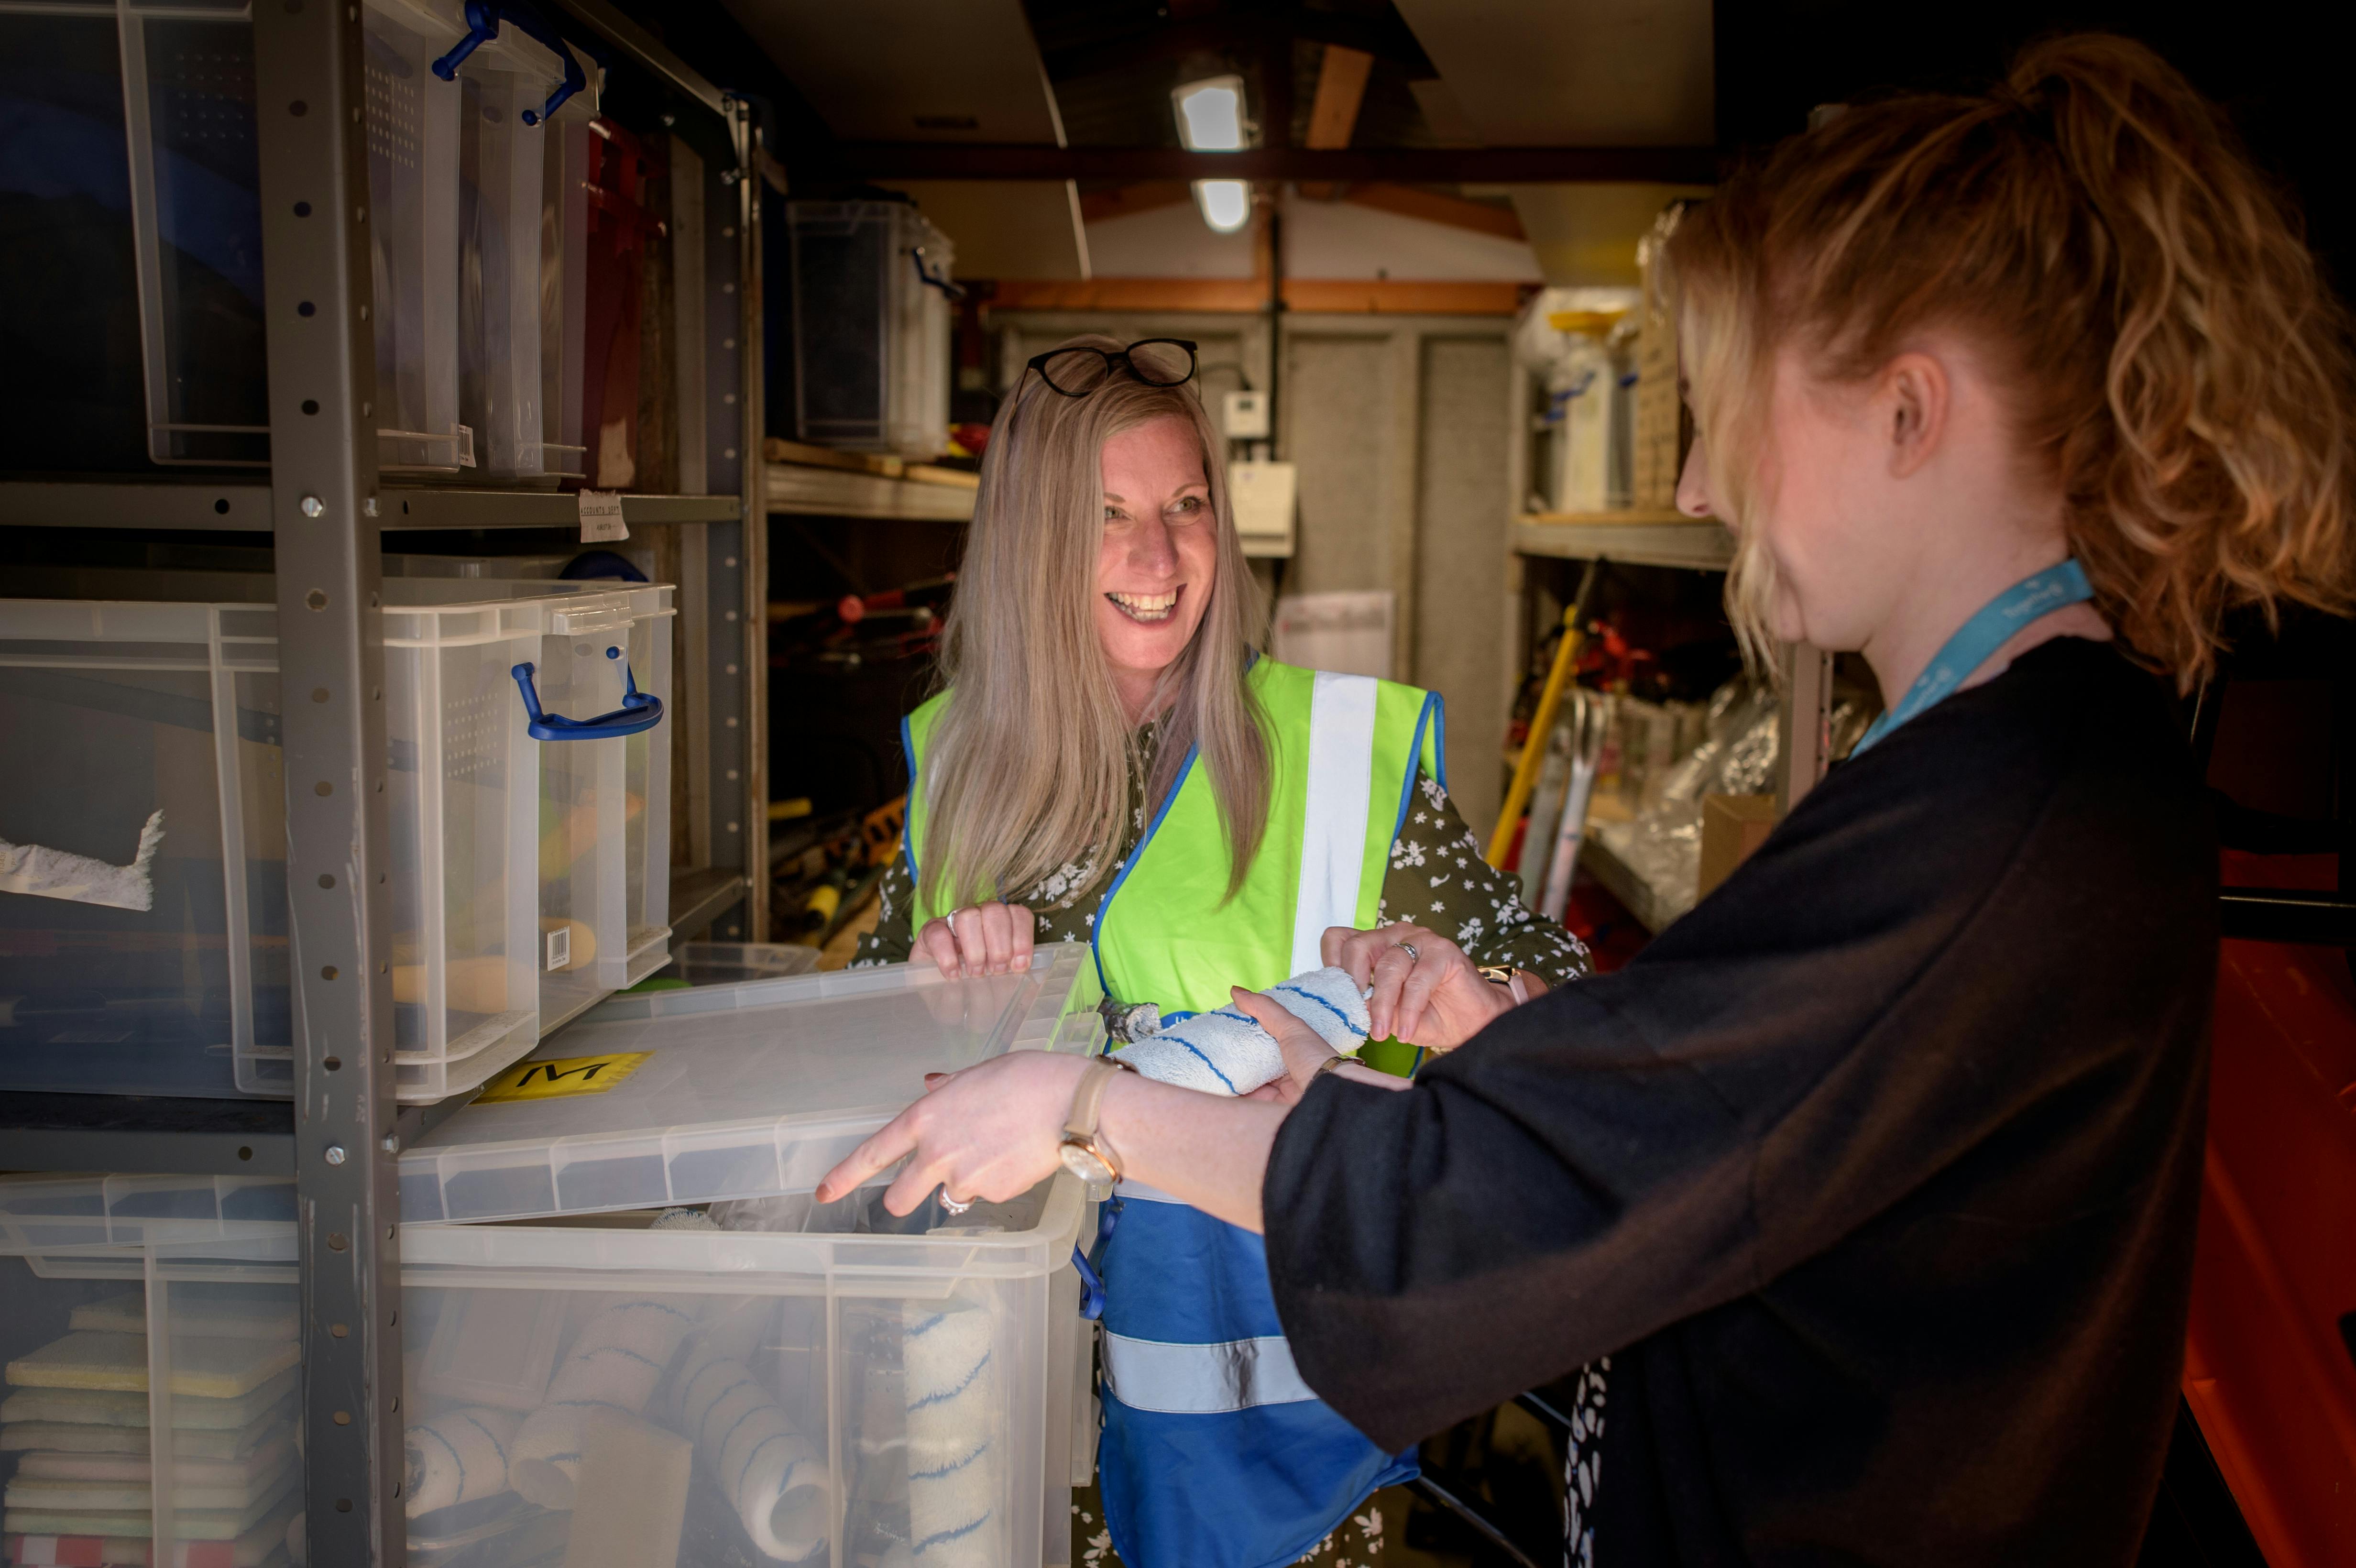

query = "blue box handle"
[
  {"left": 430, "top": 0, "right": 599, "bottom": 126},
  {"left": 511, "top": 647, "right": 663, "bottom": 741}
]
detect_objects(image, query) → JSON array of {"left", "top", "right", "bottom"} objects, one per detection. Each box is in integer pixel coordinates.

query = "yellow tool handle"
[{"left": 1487, "top": 607, "right": 1584, "bottom": 867}]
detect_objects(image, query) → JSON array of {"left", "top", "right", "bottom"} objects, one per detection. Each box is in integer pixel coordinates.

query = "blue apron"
[{"left": 1094, "top": 1181, "right": 1418, "bottom": 1568}]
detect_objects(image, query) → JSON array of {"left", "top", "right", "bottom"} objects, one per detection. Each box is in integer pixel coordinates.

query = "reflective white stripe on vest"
[
  {"left": 1100, "top": 1329, "right": 1320, "bottom": 1414},
  {"left": 1291, "top": 672, "right": 1379, "bottom": 975}
]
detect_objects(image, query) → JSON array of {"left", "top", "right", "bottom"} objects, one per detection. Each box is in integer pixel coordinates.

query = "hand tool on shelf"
[{"left": 1487, "top": 558, "right": 1602, "bottom": 868}]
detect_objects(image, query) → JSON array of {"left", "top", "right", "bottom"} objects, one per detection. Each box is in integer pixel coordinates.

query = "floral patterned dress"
[
  {"left": 855, "top": 716, "right": 1590, "bottom": 986},
  {"left": 855, "top": 717, "right": 1590, "bottom": 1568}
]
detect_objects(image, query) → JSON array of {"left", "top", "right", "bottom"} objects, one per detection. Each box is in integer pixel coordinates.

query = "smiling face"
[{"left": 1095, "top": 416, "right": 1218, "bottom": 718}]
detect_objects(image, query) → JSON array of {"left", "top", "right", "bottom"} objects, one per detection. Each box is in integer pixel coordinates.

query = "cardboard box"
[{"left": 1698, "top": 793, "right": 1778, "bottom": 899}]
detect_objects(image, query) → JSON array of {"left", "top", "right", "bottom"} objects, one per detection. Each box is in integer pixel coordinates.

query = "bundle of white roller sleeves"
[
  {"left": 387, "top": 1206, "right": 1018, "bottom": 1568},
  {"left": 1108, "top": 965, "right": 1372, "bottom": 1094},
  {"left": 395, "top": 1209, "right": 835, "bottom": 1565}
]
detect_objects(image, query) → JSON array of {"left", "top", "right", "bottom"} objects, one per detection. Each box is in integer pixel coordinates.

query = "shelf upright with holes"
[{"left": 0, "top": 1, "right": 767, "bottom": 1558}]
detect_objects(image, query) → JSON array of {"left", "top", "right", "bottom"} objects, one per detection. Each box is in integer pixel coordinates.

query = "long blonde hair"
[
  {"left": 918, "top": 335, "right": 1270, "bottom": 910},
  {"left": 1670, "top": 33, "right": 2356, "bottom": 686}
]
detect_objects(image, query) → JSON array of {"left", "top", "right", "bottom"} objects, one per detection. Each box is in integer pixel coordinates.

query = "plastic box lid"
[
  {"left": 402, "top": 947, "right": 1101, "bottom": 1223},
  {"left": 0, "top": 951, "right": 1103, "bottom": 1250}
]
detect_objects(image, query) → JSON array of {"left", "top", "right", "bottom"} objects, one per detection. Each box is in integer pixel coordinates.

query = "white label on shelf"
[{"left": 578, "top": 489, "right": 629, "bottom": 543}]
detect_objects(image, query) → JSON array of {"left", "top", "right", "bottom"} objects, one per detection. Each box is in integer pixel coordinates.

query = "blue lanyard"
[{"left": 1850, "top": 559, "right": 2093, "bottom": 756}]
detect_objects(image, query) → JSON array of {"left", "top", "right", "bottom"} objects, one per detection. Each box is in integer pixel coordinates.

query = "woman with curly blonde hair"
[{"left": 830, "top": 33, "right": 2356, "bottom": 1566}]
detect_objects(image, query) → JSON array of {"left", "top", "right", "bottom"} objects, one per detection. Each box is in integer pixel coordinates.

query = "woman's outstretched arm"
[{"left": 814, "top": 989, "right": 1348, "bottom": 1229}]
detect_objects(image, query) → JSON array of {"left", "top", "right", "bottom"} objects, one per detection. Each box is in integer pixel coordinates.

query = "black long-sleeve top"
[{"left": 1264, "top": 638, "right": 2216, "bottom": 1567}]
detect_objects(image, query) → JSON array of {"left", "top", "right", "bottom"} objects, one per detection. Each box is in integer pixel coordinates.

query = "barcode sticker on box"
[{"left": 578, "top": 489, "right": 628, "bottom": 543}]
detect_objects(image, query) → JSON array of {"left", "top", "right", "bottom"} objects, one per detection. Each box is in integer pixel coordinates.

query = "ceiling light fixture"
[{"left": 1173, "top": 74, "right": 1253, "bottom": 235}]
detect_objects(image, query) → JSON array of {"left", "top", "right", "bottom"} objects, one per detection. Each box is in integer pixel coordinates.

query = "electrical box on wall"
[
  {"left": 1222, "top": 389, "right": 1270, "bottom": 440},
  {"left": 1228, "top": 459, "right": 1296, "bottom": 557}
]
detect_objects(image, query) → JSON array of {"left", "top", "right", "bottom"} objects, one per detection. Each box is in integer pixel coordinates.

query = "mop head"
[{"left": 1108, "top": 965, "right": 1370, "bottom": 1096}]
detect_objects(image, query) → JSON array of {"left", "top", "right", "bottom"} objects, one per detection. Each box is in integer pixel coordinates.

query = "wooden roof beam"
[
  {"left": 831, "top": 144, "right": 1717, "bottom": 183},
  {"left": 1298, "top": 43, "right": 1375, "bottom": 198}
]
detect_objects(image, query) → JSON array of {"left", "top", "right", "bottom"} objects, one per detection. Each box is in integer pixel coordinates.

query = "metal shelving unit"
[
  {"left": 0, "top": 481, "right": 744, "bottom": 531},
  {"left": 1498, "top": 358, "right": 1831, "bottom": 932},
  {"left": 0, "top": 5, "right": 765, "bottom": 1558}
]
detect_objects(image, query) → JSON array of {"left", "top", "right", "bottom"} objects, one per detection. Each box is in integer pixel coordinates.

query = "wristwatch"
[
  {"left": 1476, "top": 964, "right": 1536, "bottom": 1005},
  {"left": 1058, "top": 1057, "right": 1128, "bottom": 1202}
]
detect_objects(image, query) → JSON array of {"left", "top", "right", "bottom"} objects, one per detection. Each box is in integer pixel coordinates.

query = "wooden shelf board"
[
  {"left": 1512, "top": 514, "right": 1733, "bottom": 571},
  {"left": 766, "top": 463, "right": 976, "bottom": 522}
]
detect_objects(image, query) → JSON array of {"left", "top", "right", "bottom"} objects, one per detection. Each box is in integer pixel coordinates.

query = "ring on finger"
[
  {"left": 1397, "top": 940, "right": 1420, "bottom": 962},
  {"left": 938, "top": 1188, "right": 974, "bottom": 1216}
]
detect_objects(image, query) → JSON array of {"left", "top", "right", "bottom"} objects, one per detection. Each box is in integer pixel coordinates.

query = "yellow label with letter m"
[{"left": 472, "top": 1050, "right": 652, "bottom": 1103}]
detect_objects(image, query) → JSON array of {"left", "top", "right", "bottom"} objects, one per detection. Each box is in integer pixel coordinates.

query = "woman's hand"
[
  {"left": 913, "top": 900, "right": 1035, "bottom": 978},
  {"left": 1321, "top": 923, "right": 1514, "bottom": 1051},
  {"left": 817, "top": 1049, "right": 1087, "bottom": 1215},
  {"left": 1229, "top": 987, "right": 1409, "bottom": 1095}
]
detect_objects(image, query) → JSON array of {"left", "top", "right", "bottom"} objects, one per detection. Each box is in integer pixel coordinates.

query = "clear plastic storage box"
[
  {"left": 401, "top": 948, "right": 1101, "bottom": 1223},
  {"left": 786, "top": 201, "right": 953, "bottom": 460},
  {"left": 457, "top": 22, "right": 589, "bottom": 482},
  {"left": 667, "top": 941, "right": 824, "bottom": 987},
  {"left": 0, "top": 583, "right": 673, "bottom": 1100},
  {"left": 364, "top": 0, "right": 465, "bottom": 471},
  {"left": 116, "top": 1, "right": 271, "bottom": 467},
  {"left": 101, "top": 0, "right": 585, "bottom": 474},
  {"left": 519, "top": 584, "right": 676, "bottom": 1032},
  {"left": 0, "top": 954, "right": 1104, "bottom": 1568}
]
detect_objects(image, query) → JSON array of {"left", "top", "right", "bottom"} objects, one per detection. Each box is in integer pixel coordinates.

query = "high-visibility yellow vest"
[{"left": 903, "top": 657, "right": 1444, "bottom": 1017}]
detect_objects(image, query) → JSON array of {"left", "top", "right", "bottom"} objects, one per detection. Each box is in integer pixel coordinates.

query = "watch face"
[{"left": 1058, "top": 1141, "right": 1114, "bottom": 1186}]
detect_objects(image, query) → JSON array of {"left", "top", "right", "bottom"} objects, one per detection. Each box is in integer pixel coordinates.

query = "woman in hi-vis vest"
[{"left": 852, "top": 334, "right": 1589, "bottom": 1567}]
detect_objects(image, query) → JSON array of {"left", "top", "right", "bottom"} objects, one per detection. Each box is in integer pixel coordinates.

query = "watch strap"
[{"left": 1064, "top": 1056, "right": 1120, "bottom": 1140}]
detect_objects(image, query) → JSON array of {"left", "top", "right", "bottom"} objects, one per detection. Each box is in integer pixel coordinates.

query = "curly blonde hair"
[{"left": 1670, "top": 33, "right": 2356, "bottom": 687}]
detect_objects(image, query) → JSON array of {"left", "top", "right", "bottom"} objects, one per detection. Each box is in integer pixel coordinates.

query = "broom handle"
[{"left": 1486, "top": 559, "right": 1601, "bottom": 867}]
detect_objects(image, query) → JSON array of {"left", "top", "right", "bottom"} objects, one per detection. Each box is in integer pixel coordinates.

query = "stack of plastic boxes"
[
  {"left": 786, "top": 201, "right": 955, "bottom": 461},
  {"left": 513, "top": 584, "right": 677, "bottom": 1031},
  {"left": 74, "top": 0, "right": 589, "bottom": 474},
  {"left": 455, "top": 16, "right": 590, "bottom": 481},
  {"left": 0, "top": 581, "right": 674, "bottom": 1100},
  {"left": 0, "top": 952, "right": 1103, "bottom": 1568}
]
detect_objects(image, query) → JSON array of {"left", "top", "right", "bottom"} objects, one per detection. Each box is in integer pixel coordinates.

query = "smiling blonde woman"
[{"left": 853, "top": 333, "right": 1588, "bottom": 1568}]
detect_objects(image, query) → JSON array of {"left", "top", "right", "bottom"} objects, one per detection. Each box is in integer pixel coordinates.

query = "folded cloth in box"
[
  {"left": 3, "top": 1456, "right": 295, "bottom": 1540},
  {"left": 4, "top": 1488, "right": 298, "bottom": 1565},
  {"left": 10, "top": 1436, "right": 293, "bottom": 1489},
  {"left": 4, "top": 1447, "right": 294, "bottom": 1515},
  {"left": 2, "top": 1374, "right": 297, "bottom": 1433},
  {"left": 64, "top": 1295, "right": 296, "bottom": 1345},
  {"left": 5, "top": 1335, "right": 297, "bottom": 1402},
  {"left": 0, "top": 1397, "right": 292, "bottom": 1460}
]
